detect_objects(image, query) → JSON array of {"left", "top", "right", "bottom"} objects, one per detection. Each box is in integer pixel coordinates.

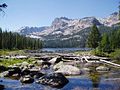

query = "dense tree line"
[
  {"left": 87, "top": 23, "right": 120, "bottom": 55},
  {"left": 0, "top": 28, "right": 42, "bottom": 50},
  {"left": 98, "top": 29, "right": 120, "bottom": 53}
]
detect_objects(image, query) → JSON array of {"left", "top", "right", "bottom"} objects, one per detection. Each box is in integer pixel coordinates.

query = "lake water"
[{"left": 41, "top": 48, "right": 91, "bottom": 53}]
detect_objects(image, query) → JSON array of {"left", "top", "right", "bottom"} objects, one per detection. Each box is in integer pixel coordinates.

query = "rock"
[
  {"left": 82, "top": 68, "right": 90, "bottom": 72},
  {"left": 96, "top": 66, "right": 110, "bottom": 71},
  {"left": 3, "top": 66, "right": 21, "bottom": 76},
  {"left": 0, "top": 80, "right": 3, "bottom": 82},
  {"left": 0, "top": 84, "right": 4, "bottom": 90},
  {"left": 49, "top": 57, "right": 62, "bottom": 64},
  {"left": 0, "top": 65, "right": 7, "bottom": 72},
  {"left": 42, "top": 61, "right": 51, "bottom": 66},
  {"left": 81, "top": 68, "right": 90, "bottom": 74},
  {"left": 84, "top": 62, "right": 100, "bottom": 67},
  {"left": 29, "top": 68, "right": 39, "bottom": 77},
  {"left": 12, "top": 73, "right": 20, "bottom": 77},
  {"left": 20, "top": 75, "right": 34, "bottom": 84},
  {"left": 55, "top": 65, "right": 81, "bottom": 75},
  {"left": 34, "top": 72, "right": 44, "bottom": 79},
  {"left": 21, "top": 68, "right": 30, "bottom": 76},
  {"left": 41, "top": 61, "right": 51, "bottom": 69},
  {"left": 36, "top": 60, "right": 43, "bottom": 66},
  {"left": 0, "top": 71, "right": 9, "bottom": 77},
  {"left": 28, "top": 64, "right": 34, "bottom": 69},
  {"left": 42, "top": 65, "right": 49, "bottom": 69},
  {"left": 53, "top": 61, "right": 64, "bottom": 70},
  {"left": 21, "top": 62, "right": 29, "bottom": 66},
  {"left": 36, "top": 73, "right": 69, "bottom": 88}
]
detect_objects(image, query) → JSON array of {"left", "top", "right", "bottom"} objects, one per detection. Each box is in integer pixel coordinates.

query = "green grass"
[
  {"left": 109, "top": 49, "right": 120, "bottom": 60},
  {"left": 0, "top": 50, "right": 26, "bottom": 56},
  {"left": 0, "top": 58, "right": 35, "bottom": 67}
]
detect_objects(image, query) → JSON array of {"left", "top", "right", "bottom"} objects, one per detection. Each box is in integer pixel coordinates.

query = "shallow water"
[
  {"left": 0, "top": 58, "right": 120, "bottom": 90},
  {"left": 0, "top": 72, "right": 120, "bottom": 90}
]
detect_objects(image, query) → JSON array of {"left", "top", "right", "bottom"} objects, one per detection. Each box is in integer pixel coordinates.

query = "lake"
[{"left": 41, "top": 48, "right": 91, "bottom": 53}]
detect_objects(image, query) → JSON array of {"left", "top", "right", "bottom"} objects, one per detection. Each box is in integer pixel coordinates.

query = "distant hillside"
[{"left": 19, "top": 12, "right": 120, "bottom": 48}]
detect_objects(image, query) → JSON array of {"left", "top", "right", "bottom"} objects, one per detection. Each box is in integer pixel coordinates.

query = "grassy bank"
[
  {"left": 74, "top": 49, "right": 120, "bottom": 64},
  {"left": 0, "top": 58, "right": 35, "bottom": 67},
  {"left": 0, "top": 50, "right": 26, "bottom": 56}
]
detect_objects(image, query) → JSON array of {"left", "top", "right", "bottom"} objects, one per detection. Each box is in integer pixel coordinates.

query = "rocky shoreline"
[{"left": 0, "top": 51, "right": 120, "bottom": 89}]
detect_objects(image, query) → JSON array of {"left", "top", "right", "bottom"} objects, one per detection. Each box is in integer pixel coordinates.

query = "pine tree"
[
  {"left": 87, "top": 24, "right": 101, "bottom": 48},
  {"left": 99, "top": 33, "right": 111, "bottom": 53}
]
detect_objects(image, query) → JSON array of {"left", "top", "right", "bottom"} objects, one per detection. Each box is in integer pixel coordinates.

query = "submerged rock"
[
  {"left": 0, "top": 84, "right": 4, "bottom": 90},
  {"left": 96, "top": 66, "right": 110, "bottom": 71},
  {"left": 36, "top": 73, "right": 69, "bottom": 88},
  {"left": 20, "top": 75, "right": 34, "bottom": 84}
]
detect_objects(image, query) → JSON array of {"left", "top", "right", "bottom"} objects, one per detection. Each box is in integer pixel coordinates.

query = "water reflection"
[
  {"left": 0, "top": 67, "right": 120, "bottom": 90},
  {"left": 89, "top": 70, "right": 101, "bottom": 88}
]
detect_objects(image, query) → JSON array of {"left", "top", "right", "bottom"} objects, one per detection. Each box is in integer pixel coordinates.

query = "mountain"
[{"left": 19, "top": 12, "right": 120, "bottom": 48}]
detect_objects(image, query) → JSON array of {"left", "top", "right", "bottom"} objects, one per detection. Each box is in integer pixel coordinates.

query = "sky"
[{"left": 0, "top": 0, "right": 119, "bottom": 31}]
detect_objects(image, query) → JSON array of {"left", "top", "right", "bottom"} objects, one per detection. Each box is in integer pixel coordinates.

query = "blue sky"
[{"left": 0, "top": 0, "right": 118, "bottom": 31}]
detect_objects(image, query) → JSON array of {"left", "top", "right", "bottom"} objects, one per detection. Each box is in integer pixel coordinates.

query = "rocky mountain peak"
[
  {"left": 100, "top": 12, "right": 119, "bottom": 26},
  {"left": 51, "top": 17, "right": 71, "bottom": 30},
  {"left": 80, "top": 17, "right": 102, "bottom": 26},
  {"left": 19, "top": 12, "right": 120, "bottom": 38}
]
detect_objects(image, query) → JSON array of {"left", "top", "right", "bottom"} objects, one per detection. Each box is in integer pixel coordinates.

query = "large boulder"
[
  {"left": 55, "top": 65, "right": 81, "bottom": 75},
  {"left": 36, "top": 73, "right": 69, "bottom": 88},
  {"left": 3, "top": 66, "right": 21, "bottom": 77},
  {"left": 96, "top": 66, "right": 110, "bottom": 71},
  {"left": 20, "top": 75, "right": 34, "bottom": 84},
  {"left": 53, "top": 61, "right": 64, "bottom": 70}
]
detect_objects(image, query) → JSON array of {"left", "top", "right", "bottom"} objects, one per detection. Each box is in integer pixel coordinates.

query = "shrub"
[{"left": 110, "top": 49, "right": 120, "bottom": 60}]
